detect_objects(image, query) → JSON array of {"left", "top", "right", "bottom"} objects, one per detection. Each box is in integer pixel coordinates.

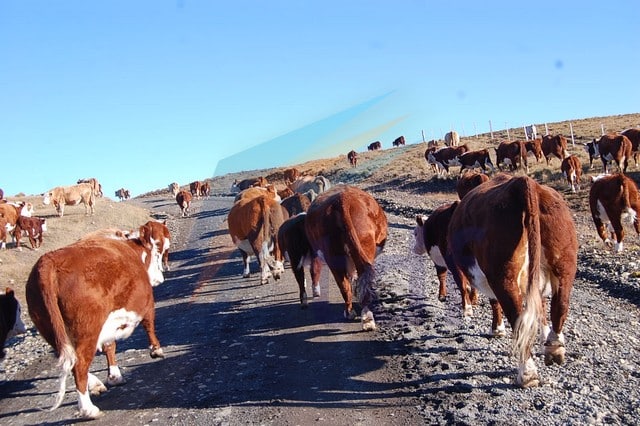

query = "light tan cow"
[
  {"left": 44, "top": 183, "right": 95, "bottom": 217},
  {"left": 77, "top": 178, "right": 102, "bottom": 197},
  {"left": 168, "top": 182, "right": 180, "bottom": 196}
]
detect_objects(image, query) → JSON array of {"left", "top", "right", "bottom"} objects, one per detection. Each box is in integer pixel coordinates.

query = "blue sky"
[{"left": 1, "top": 1, "right": 638, "bottom": 197}]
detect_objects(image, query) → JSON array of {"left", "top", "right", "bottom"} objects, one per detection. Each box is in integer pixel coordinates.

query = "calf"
[
  {"left": 0, "top": 201, "right": 32, "bottom": 249},
  {"left": 1, "top": 287, "right": 27, "bottom": 359},
  {"left": 228, "top": 194, "right": 285, "bottom": 284},
  {"left": 189, "top": 181, "right": 202, "bottom": 198},
  {"left": 560, "top": 155, "right": 582, "bottom": 192},
  {"left": 200, "top": 181, "right": 211, "bottom": 198},
  {"left": 277, "top": 213, "right": 323, "bottom": 307},
  {"left": 347, "top": 150, "right": 358, "bottom": 167},
  {"left": 447, "top": 174, "right": 577, "bottom": 387},
  {"left": 583, "top": 140, "right": 600, "bottom": 169},
  {"left": 541, "top": 134, "right": 569, "bottom": 165},
  {"left": 456, "top": 171, "right": 489, "bottom": 200},
  {"left": 524, "top": 138, "right": 543, "bottom": 163},
  {"left": 496, "top": 140, "right": 528, "bottom": 172},
  {"left": 622, "top": 128, "right": 640, "bottom": 167},
  {"left": 26, "top": 230, "right": 165, "bottom": 419},
  {"left": 305, "top": 185, "right": 387, "bottom": 331},
  {"left": 176, "top": 190, "right": 192, "bottom": 217},
  {"left": 14, "top": 216, "right": 47, "bottom": 250},
  {"left": 589, "top": 173, "right": 640, "bottom": 252},
  {"left": 427, "top": 144, "right": 469, "bottom": 176},
  {"left": 594, "top": 133, "right": 633, "bottom": 174},
  {"left": 457, "top": 149, "right": 495, "bottom": 174}
]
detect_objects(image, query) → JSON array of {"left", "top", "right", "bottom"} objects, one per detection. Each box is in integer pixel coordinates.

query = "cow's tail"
[
  {"left": 512, "top": 177, "right": 544, "bottom": 364},
  {"left": 35, "top": 257, "right": 77, "bottom": 411},
  {"left": 341, "top": 201, "right": 376, "bottom": 308},
  {"left": 620, "top": 175, "right": 637, "bottom": 223},
  {"left": 260, "top": 199, "right": 279, "bottom": 269}
]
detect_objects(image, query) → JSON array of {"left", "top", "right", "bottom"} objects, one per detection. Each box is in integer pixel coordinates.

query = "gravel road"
[{"left": 2, "top": 180, "right": 640, "bottom": 425}]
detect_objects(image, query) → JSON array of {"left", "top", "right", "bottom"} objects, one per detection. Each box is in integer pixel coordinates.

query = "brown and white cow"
[
  {"left": 1, "top": 287, "right": 27, "bottom": 359},
  {"left": 444, "top": 130, "right": 460, "bottom": 147},
  {"left": 283, "top": 168, "right": 301, "bottom": 184},
  {"left": 347, "top": 150, "right": 358, "bottom": 167},
  {"left": 592, "top": 133, "right": 633, "bottom": 174},
  {"left": 524, "top": 138, "right": 543, "bottom": 163},
  {"left": 560, "top": 155, "right": 582, "bottom": 192},
  {"left": 44, "top": 183, "right": 95, "bottom": 217},
  {"left": 495, "top": 140, "right": 528, "bottom": 172},
  {"left": 126, "top": 220, "right": 172, "bottom": 272},
  {"left": 457, "top": 149, "right": 495, "bottom": 174},
  {"left": 168, "top": 182, "right": 180, "bottom": 196},
  {"left": 304, "top": 185, "right": 387, "bottom": 330},
  {"left": 280, "top": 193, "right": 312, "bottom": 217},
  {"left": 277, "top": 213, "right": 323, "bottom": 308},
  {"left": 176, "top": 189, "right": 192, "bottom": 217},
  {"left": 447, "top": 174, "right": 577, "bottom": 387},
  {"left": 541, "top": 134, "right": 569, "bottom": 165},
  {"left": 583, "top": 140, "right": 600, "bottom": 169},
  {"left": 0, "top": 201, "right": 34, "bottom": 249},
  {"left": 456, "top": 171, "right": 489, "bottom": 200},
  {"left": 26, "top": 229, "right": 165, "bottom": 419},
  {"left": 234, "top": 185, "right": 281, "bottom": 203},
  {"left": 427, "top": 144, "right": 469, "bottom": 176},
  {"left": 77, "top": 178, "right": 103, "bottom": 197},
  {"left": 189, "top": 181, "right": 202, "bottom": 198},
  {"left": 589, "top": 173, "right": 640, "bottom": 253},
  {"left": 200, "top": 181, "right": 211, "bottom": 198},
  {"left": 231, "top": 176, "right": 268, "bottom": 192},
  {"left": 228, "top": 194, "right": 285, "bottom": 284},
  {"left": 367, "top": 141, "right": 382, "bottom": 151},
  {"left": 14, "top": 216, "right": 47, "bottom": 250},
  {"left": 392, "top": 136, "right": 406, "bottom": 147},
  {"left": 289, "top": 175, "right": 331, "bottom": 195},
  {"left": 622, "top": 128, "right": 640, "bottom": 167},
  {"left": 115, "top": 188, "right": 130, "bottom": 201}
]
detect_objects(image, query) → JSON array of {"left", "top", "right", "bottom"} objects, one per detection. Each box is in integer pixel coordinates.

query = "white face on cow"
[
  {"left": 43, "top": 193, "right": 51, "bottom": 205},
  {"left": 144, "top": 244, "right": 165, "bottom": 287},
  {"left": 412, "top": 216, "right": 427, "bottom": 255}
]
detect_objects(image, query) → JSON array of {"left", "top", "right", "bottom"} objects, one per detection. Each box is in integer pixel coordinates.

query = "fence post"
[
  {"left": 474, "top": 122, "right": 478, "bottom": 138},
  {"left": 523, "top": 126, "right": 529, "bottom": 141},
  {"left": 506, "top": 123, "right": 510, "bottom": 141},
  {"left": 422, "top": 130, "right": 426, "bottom": 143},
  {"left": 569, "top": 122, "right": 575, "bottom": 146},
  {"left": 489, "top": 120, "right": 493, "bottom": 139},
  {"left": 544, "top": 123, "right": 549, "bottom": 136},
  {"left": 601, "top": 124, "right": 605, "bottom": 135}
]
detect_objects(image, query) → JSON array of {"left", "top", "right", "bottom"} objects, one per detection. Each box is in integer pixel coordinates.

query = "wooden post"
[
  {"left": 489, "top": 120, "right": 493, "bottom": 139},
  {"left": 544, "top": 123, "right": 549, "bottom": 135},
  {"left": 601, "top": 124, "right": 605, "bottom": 135},
  {"left": 569, "top": 122, "right": 575, "bottom": 146},
  {"left": 474, "top": 122, "right": 478, "bottom": 138},
  {"left": 421, "top": 130, "right": 426, "bottom": 143},
  {"left": 523, "top": 126, "right": 529, "bottom": 141}
]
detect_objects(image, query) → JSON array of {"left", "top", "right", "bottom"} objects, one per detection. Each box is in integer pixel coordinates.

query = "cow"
[
  {"left": 234, "top": 185, "right": 281, "bottom": 203},
  {"left": 347, "top": 150, "right": 358, "bottom": 167},
  {"left": 126, "top": 220, "right": 172, "bottom": 272},
  {"left": 560, "top": 155, "right": 582, "bottom": 192},
  {"left": 444, "top": 130, "right": 460, "bottom": 147},
  {"left": 43, "top": 183, "right": 95, "bottom": 217},
  {"left": 1, "top": 287, "right": 27, "bottom": 359},
  {"left": 0, "top": 201, "right": 33, "bottom": 249},
  {"left": 14, "top": 216, "right": 47, "bottom": 250},
  {"left": 412, "top": 203, "right": 477, "bottom": 311},
  {"left": 367, "top": 141, "right": 382, "bottom": 151},
  {"left": 200, "top": 181, "right": 211, "bottom": 198},
  {"left": 525, "top": 124, "right": 538, "bottom": 140},
  {"left": 115, "top": 188, "right": 130, "bottom": 201},
  {"left": 168, "top": 182, "right": 180, "bottom": 196},
  {"left": 289, "top": 175, "right": 331, "bottom": 195},
  {"left": 283, "top": 168, "right": 301, "bottom": 184},
  {"left": 583, "top": 140, "right": 600, "bottom": 169},
  {"left": 592, "top": 133, "right": 633, "bottom": 174},
  {"left": 304, "top": 185, "right": 387, "bottom": 331},
  {"left": 227, "top": 194, "right": 285, "bottom": 284},
  {"left": 77, "top": 178, "right": 103, "bottom": 197},
  {"left": 457, "top": 149, "right": 495, "bottom": 174},
  {"left": 622, "top": 128, "right": 640, "bottom": 167},
  {"left": 423, "top": 146, "right": 439, "bottom": 173},
  {"left": 524, "top": 138, "right": 543, "bottom": 163},
  {"left": 589, "top": 173, "right": 640, "bottom": 253},
  {"left": 231, "top": 176, "right": 268, "bottom": 192},
  {"left": 427, "top": 144, "right": 469, "bottom": 176},
  {"left": 446, "top": 173, "right": 577, "bottom": 388},
  {"left": 277, "top": 187, "right": 294, "bottom": 200},
  {"left": 176, "top": 189, "right": 192, "bottom": 217},
  {"left": 392, "top": 136, "right": 406, "bottom": 147},
  {"left": 189, "top": 181, "right": 202, "bottom": 198},
  {"left": 541, "top": 134, "right": 569, "bottom": 165},
  {"left": 25, "top": 229, "right": 166, "bottom": 419},
  {"left": 277, "top": 213, "right": 323, "bottom": 308},
  {"left": 456, "top": 171, "right": 489, "bottom": 200},
  {"left": 495, "top": 140, "right": 528, "bottom": 173},
  {"left": 280, "top": 193, "right": 312, "bottom": 217}
]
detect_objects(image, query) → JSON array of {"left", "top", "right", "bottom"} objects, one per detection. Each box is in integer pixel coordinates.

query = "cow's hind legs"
[
  {"left": 517, "top": 357, "right": 540, "bottom": 388},
  {"left": 543, "top": 329, "right": 566, "bottom": 366}
]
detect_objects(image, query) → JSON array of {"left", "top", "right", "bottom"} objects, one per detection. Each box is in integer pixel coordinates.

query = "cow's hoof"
[
  {"left": 438, "top": 295, "right": 446, "bottom": 302},
  {"left": 312, "top": 285, "right": 321, "bottom": 297},
  {"left": 544, "top": 345, "right": 565, "bottom": 366},
  {"left": 149, "top": 346, "right": 165, "bottom": 359},
  {"left": 242, "top": 273, "right": 250, "bottom": 278},
  {"left": 107, "top": 374, "right": 126, "bottom": 386},
  {"left": 361, "top": 310, "right": 376, "bottom": 331},
  {"left": 344, "top": 310, "right": 357, "bottom": 320}
]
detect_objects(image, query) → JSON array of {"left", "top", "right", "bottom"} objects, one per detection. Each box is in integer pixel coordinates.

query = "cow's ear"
[
  {"left": 416, "top": 215, "right": 427, "bottom": 226},
  {"left": 5, "top": 287, "right": 13, "bottom": 296},
  {"left": 138, "top": 224, "right": 153, "bottom": 248}
]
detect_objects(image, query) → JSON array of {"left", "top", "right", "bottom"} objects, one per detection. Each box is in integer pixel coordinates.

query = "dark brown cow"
[
  {"left": 427, "top": 144, "right": 470, "bottom": 176},
  {"left": 347, "top": 150, "right": 358, "bottom": 167},
  {"left": 232, "top": 176, "right": 268, "bottom": 192},
  {"left": 26, "top": 230, "right": 165, "bottom": 419},
  {"left": 589, "top": 173, "right": 640, "bottom": 252},
  {"left": 115, "top": 188, "right": 130, "bottom": 201},
  {"left": 176, "top": 189, "right": 192, "bottom": 217},
  {"left": 560, "top": 155, "right": 582, "bottom": 192},
  {"left": 283, "top": 168, "right": 301, "bottom": 185},
  {"left": 305, "top": 185, "right": 387, "bottom": 330},
  {"left": 541, "top": 134, "right": 569, "bottom": 165},
  {"left": 622, "top": 128, "right": 640, "bottom": 167},
  {"left": 189, "top": 181, "right": 202, "bottom": 198},
  {"left": 456, "top": 171, "right": 489, "bottom": 199},
  {"left": 496, "top": 140, "right": 528, "bottom": 172},
  {"left": 583, "top": 140, "right": 600, "bottom": 169},
  {"left": 593, "top": 133, "right": 633, "bottom": 174},
  {"left": 14, "top": 216, "right": 47, "bottom": 250},
  {"left": 392, "top": 136, "right": 406, "bottom": 147},
  {"left": 280, "top": 193, "right": 311, "bottom": 217},
  {"left": 412, "top": 203, "right": 477, "bottom": 311},
  {"left": 228, "top": 194, "right": 285, "bottom": 284},
  {"left": 1, "top": 287, "right": 26, "bottom": 359},
  {"left": 367, "top": 141, "right": 382, "bottom": 151},
  {"left": 524, "top": 138, "right": 543, "bottom": 163},
  {"left": 447, "top": 174, "right": 577, "bottom": 387},
  {"left": 277, "top": 213, "right": 323, "bottom": 308},
  {"left": 457, "top": 149, "right": 495, "bottom": 174},
  {"left": 200, "top": 181, "right": 211, "bottom": 198}
]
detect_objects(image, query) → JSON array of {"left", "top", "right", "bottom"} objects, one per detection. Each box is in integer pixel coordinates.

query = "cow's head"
[
  {"left": 412, "top": 215, "right": 428, "bottom": 255},
  {"left": 137, "top": 223, "right": 165, "bottom": 286}
]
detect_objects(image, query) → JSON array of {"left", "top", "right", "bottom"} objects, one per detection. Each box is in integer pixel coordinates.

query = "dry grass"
[{"left": 1, "top": 196, "right": 154, "bottom": 304}]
